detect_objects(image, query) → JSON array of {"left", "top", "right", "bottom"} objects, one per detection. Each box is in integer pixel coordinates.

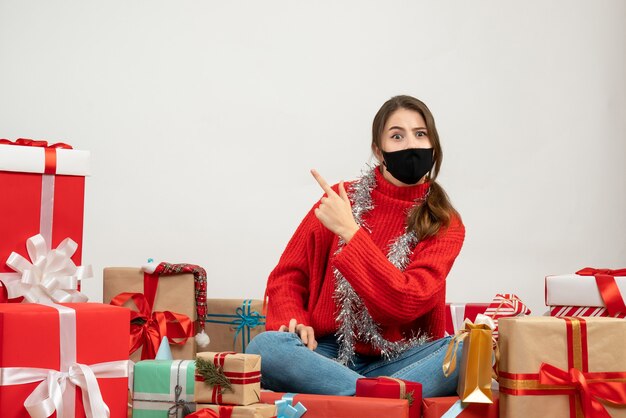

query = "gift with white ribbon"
[
  {"left": 3, "top": 234, "right": 92, "bottom": 304},
  {"left": 0, "top": 303, "right": 131, "bottom": 417}
]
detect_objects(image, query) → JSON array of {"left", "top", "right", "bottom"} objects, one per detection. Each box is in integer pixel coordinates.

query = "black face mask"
[{"left": 381, "top": 148, "right": 434, "bottom": 185}]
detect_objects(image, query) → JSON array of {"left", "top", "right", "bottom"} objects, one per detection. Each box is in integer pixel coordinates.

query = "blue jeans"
[{"left": 246, "top": 331, "right": 460, "bottom": 398}]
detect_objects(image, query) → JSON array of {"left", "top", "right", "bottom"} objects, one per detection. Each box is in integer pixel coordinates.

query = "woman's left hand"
[{"left": 311, "top": 169, "right": 359, "bottom": 242}]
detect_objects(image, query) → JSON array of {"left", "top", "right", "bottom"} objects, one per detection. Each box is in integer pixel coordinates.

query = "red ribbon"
[
  {"left": 539, "top": 363, "right": 626, "bottom": 418},
  {"left": 576, "top": 267, "right": 626, "bottom": 315},
  {"left": 0, "top": 138, "right": 73, "bottom": 174},
  {"left": 186, "top": 409, "right": 219, "bottom": 418},
  {"left": 110, "top": 292, "right": 193, "bottom": 360}
]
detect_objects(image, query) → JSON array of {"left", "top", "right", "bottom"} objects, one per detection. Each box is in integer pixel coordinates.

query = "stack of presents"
[{"left": 1, "top": 138, "right": 625, "bottom": 417}]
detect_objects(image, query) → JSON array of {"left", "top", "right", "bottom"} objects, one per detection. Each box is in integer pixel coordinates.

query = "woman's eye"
[
  {"left": 391, "top": 134, "right": 402, "bottom": 140},
  {"left": 416, "top": 131, "right": 428, "bottom": 137}
]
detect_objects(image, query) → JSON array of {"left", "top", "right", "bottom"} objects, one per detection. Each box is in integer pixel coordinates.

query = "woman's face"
[
  {"left": 376, "top": 108, "right": 432, "bottom": 157},
  {"left": 374, "top": 108, "right": 434, "bottom": 186}
]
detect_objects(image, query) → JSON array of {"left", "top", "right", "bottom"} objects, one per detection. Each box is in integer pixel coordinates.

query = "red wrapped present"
[
  {"left": 0, "top": 303, "right": 130, "bottom": 417},
  {"left": 483, "top": 294, "right": 530, "bottom": 339},
  {"left": 260, "top": 391, "right": 409, "bottom": 418},
  {"left": 356, "top": 377, "right": 422, "bottom": 418},
  {"left": 422, "top": 392, "right": 499, "bottom": 418},
  {"left": 445, "top": 303, "right": 490, "bottom": 336},
  {"left": 0, "top": 139, "right": 89, "bottom": 277}
]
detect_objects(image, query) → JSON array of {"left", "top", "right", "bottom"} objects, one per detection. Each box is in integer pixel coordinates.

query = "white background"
[{"left": 1, "top": 1, "right": 624, "bottom": 316}]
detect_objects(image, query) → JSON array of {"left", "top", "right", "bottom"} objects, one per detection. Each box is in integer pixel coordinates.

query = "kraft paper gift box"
[
  {"left": 131, "top": 360, "right": 196, "bottom": 418},
  {"left": 0, "top": 303, "right": 130, "bottom": 418},
  {"left": 194, "top": 404, "right": 276, "bottom": 418},
  {"left": 104, "top": 265, "right": 198, "bottom": 361},
  {"left": 445, "top": 303, "right": 490, "bottom": 336},
  {"left": 546, "top": 267, "right": 626, "bottom": 317},
  {"left": 260, "top": 391, "right": 409, "bottom": 418},
  {"left": 194, "top": 352, "right": 261, "bottom": 406},
  {"left": 422, "top": 392, "right": 499, "bottom": 418},
  {"left": 356, "top": 377, "right": 422, "bottom": 418},
  {"left": 201, "top": 299, "right": 266, "bottom": 353},
  {"left": 498, "top": 316, "right": 626, "bottom": 418},
  {"left": 0, "top": 139, "right": 89, "bottom": 292}
]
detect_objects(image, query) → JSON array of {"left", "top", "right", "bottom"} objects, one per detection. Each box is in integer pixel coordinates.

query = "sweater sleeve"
[
  {"left": 332, "top": 216, "right": 465, "bottom": 325},
  {"left": 264, "top": 206, "right": 333, "bottom": 331}
]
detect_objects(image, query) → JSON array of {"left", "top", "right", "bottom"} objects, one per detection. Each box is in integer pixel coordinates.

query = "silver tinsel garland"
[{"left": 333, "top": 166, "right": 430, "bottom": 365}]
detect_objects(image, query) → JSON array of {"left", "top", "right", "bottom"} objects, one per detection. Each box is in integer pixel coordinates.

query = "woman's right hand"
[{"left": 278, "top": 318, "right": 318, "bottom": 351}]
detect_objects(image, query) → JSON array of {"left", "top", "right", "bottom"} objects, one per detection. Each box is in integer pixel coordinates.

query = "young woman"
[{"left": 247, "top": 95, "right": 465, "bottom": 397}]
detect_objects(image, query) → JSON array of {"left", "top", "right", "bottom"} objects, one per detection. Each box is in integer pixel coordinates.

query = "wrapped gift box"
[
  {"left": 550, "top": 305, "right": 626, "bottom": 318},
  {"left": 445, "top": 303, "right": 489, "bottom": 336},
  {"left": 356, "top": 377, "right": 421, "bottom": 418},
  {"left": 422, "top": 392, "right": 499, "bottom": 418},
  {"left": 498, "top": 316, "right": 626, "bottom": 417},
  {"left": 132, "top": 359, "right": 196, "bottom": 418},
  {"left": 195, "top": 352, "right": 261, "bottom": 405},
  {"left": 201, "top": 299, "right": 265, "bottom": 353},
  {"left": 0, "top": 139, "right": 89, "bottom": 281},
  {"left": 195, "top": 403, "right": 275, "bottom": 418},
  {"left": 0, "top": 303, "right": 130, "bottom": 418},
  {"left": 104, "top": 266, "right": 197, "bottom": 361},
  {"left": 546, "top": 268, "right": 626, "bottom": 316},
  {"left": 260, "top": 391, "right": 409, "bottom": 418}
]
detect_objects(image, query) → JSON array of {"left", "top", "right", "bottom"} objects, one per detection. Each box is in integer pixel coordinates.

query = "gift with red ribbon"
[
  {"left": 0, "top": 303, "right": 130, "bottom": 417},
  {"left": 104, "top": 262, "right": 207, "bottom": 361},
  {"left": 194, "top": 403, "right": 277, "bottom": 418},
  {"left": 356, "top": 377, "right": 422, "bottom": 418},
  {"left": 498, "top": 316, "right": 626, "bottom": 417},
  {"left": 194, "top": 351, "right": 261, "bottom": 406},
  {"left": 0, "top": 138, "right": 90, "bottom": 289},
  {"left": 110, "top": 292, "right": 193, "bottom": 361},
  {"left": 546, "top": 268, "right": 626, "bottom": 317}
]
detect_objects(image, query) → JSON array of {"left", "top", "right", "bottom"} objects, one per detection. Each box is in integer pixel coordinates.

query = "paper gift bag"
[
  {"left": 356, "top": 377, "right": 422, "bottom": 418},
  {"left": 132, "top": 359, "right": 196, "bottom": 418},
  {"left": 194, "top": 352, "right": 261, "bottom": 406},
  {"left": 498, "top": 316, "right": 626, "bottom": 418},
  {"left": 195, "top": 404, "right": 276, "bottom": 418},
  {"left": 0, "top": 303, "right": 130, "bottom": 418},
  {"left": 104, "top": 266, "right": 197, "bottom": 361},
  {"left": 443, "top": 317, "right": 494, "bottom": 404},
  {"left": 0, "top": 139, "right": 89, "bottom": 290},
  {"left": 260, "top": 392, "right": 409, "bottom": 418},
  {"left": 201, "top": 299, "right": 266, "bottom": 353}
]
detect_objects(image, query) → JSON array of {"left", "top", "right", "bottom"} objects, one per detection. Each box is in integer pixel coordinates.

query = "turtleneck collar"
[{"left": 373, "top": 165, "right": 430, "bottom": 202}]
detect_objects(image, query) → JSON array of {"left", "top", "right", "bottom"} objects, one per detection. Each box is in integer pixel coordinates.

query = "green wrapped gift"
[{"left": 132, "top": 360, "right": 196, "bottom": 418}]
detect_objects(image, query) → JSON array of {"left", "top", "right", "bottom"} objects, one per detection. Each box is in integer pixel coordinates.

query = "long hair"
[{"left": 371, "top": 95, "right": 459, "bottom": 240}]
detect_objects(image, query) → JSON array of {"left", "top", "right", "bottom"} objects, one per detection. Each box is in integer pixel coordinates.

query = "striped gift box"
[
  {"left": 550, "top": 305, "right": 626, "bottom": 318},
  {"left": 483, "top": 294, "right": 531, "bottom": 338}
]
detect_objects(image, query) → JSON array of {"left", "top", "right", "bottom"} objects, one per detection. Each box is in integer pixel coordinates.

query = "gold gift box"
[
  {"left": 499, "top": 316, "right": 626, "bottom": 418},
  {"left": 200, "top": 299, "right": 265, "bottom": 354},
  {"left": 195, "top": 403, "right": 276, "bottom": 418},
  {"left": 103, "top": 267, "right": 196, "bottom": 361},
  {"left": 195, "top": 352, "right": 261, "bottom": 406}
]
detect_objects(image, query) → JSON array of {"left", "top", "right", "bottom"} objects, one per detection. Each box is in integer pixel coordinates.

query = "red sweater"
[{"left": 265, "top": 167, "right": 465, "bottom": 356}]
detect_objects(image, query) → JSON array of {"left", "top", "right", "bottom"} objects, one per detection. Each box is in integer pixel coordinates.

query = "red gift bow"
[
  {"left": 0, "top": 137, "right": 73, "bottom": 174},
  {"left": 186, "top": 409, "right": 220, "bottom": 418},
  {"left": 110, "top": 292, "right": 193, "bottom": 360},
  {"left": 576, "top": 267, "right": 626, "bottom": 316},
  {"left": 539, "top": 363, "right": 626, "bottom": 418}
]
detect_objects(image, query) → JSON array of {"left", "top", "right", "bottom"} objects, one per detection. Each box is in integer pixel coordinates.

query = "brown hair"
[{"left": 371, "top": 95, "right": 459, "bottom": 240}]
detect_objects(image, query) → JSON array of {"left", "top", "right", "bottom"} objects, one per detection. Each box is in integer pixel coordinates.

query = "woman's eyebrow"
[{"left": 388, "top": 126, "right": 406, "bottom": 131}]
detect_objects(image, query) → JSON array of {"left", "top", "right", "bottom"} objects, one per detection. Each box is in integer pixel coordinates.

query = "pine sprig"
[
  {"left": 196, "top": 357, "right": 233, "bottom": 393},
  {"left": 403, "top": 390, "right": 414, "bottom": 406}
]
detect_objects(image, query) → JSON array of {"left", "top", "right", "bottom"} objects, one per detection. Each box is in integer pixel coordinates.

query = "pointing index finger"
[{"left": 311, "top": 169, "right": 336, "bottom": 196}]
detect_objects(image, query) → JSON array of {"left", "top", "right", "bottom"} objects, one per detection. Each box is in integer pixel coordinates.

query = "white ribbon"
[
  {"left": 3, "top": 234, "right": 92, "bottom": 303},
  {"left": 473, "top": 313, "right": 496, "bottom": 330},
  {"left": 0, "top": 305, "right": 130, "bottom": 418}
]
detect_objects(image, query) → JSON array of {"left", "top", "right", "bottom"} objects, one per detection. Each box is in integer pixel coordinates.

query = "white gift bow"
[
  {"left": 473, "top": 313, "right": 496, "bottom": 330},
  {"left": 1, "top": 361, "right": 130, "bottom": 418},
  {"left": 4, "top": 234, "right": 92, "bottom": 303}
]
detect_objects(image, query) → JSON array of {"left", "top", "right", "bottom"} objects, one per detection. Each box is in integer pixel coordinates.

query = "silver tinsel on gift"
[{"left": 333, "top": 166, "right": 430, "bottom": 365}]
